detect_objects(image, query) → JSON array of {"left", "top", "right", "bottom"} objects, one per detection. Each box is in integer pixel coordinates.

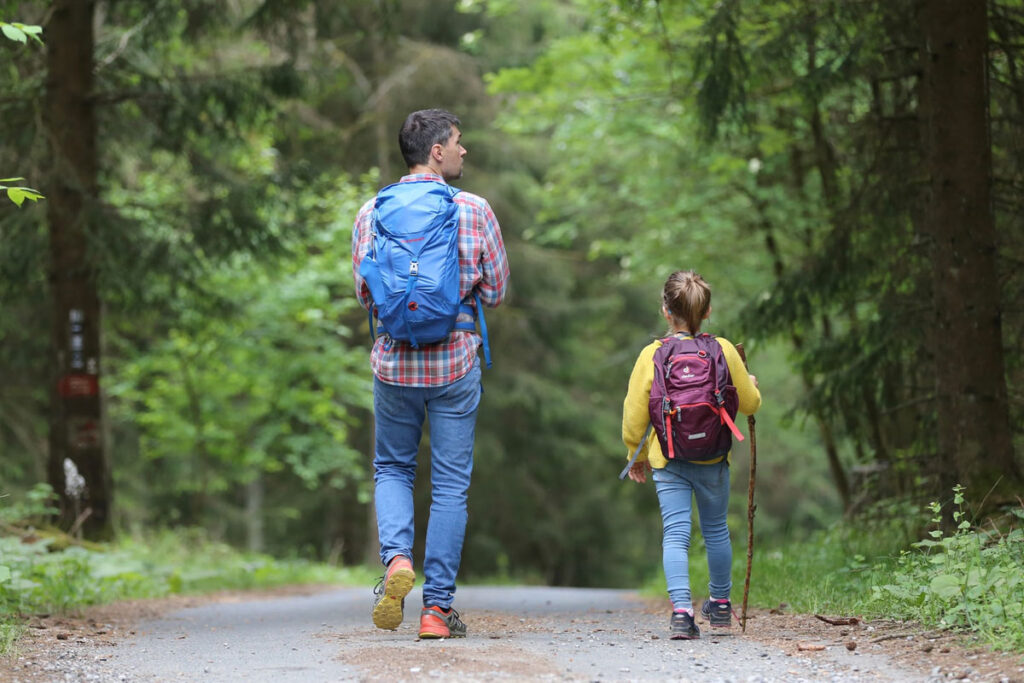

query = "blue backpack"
[{"left": 358, "top": 180, "right": 491, "bottom": 366}]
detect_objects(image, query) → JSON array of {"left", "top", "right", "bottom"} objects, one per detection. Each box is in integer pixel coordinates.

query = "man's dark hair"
[{"left": 399, "top": 109, "right": 461, "bottom": 167}]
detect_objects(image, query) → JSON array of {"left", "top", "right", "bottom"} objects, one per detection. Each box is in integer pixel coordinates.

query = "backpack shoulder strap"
[
  {"left": 696, "top": 333, "right": 744, "bottom": 441},
  {"left": 619, "top": 423, "right": 654, "bottom": 480}
]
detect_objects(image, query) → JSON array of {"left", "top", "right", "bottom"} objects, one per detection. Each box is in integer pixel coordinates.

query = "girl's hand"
[
  {"left": 628, "top": 460, "right": 651, "bottom": 484},
  {"left": 749, "top": 373, "right": 758, "bottom": 387}
]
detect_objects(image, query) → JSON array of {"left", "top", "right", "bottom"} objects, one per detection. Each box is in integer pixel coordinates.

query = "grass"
[
  {"left": 640, "top": 489, "right": 1024, "bottom": 653},
  {"left": 640, "top": 523, "right": 898, "bottom": 614},
  {"left": 0, "top": 522, "right": 375, "bottom": 656},
  {"left": 5, "top": 485, "right": 1022, "bottom": 658}
]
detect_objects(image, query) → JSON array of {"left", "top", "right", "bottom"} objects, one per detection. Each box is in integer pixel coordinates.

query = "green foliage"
[
  {"left": 0, "top": 178, "right": 43, "bottom": 207},
  {"left": 1, "top": 18, "right": 42, "bottom": 206},
  {"left": 639, "top": 487, "right": 1024, "bottom": 651},
  {"left": 488, "top": 0, "right": 1024, "bottom": 513},
  {"left": 104, "top": 172, "right": 376, "bottom": 541},
  {"left": 866, "top": 488, "right": 1024, "bottom": 650},
  {"left": 0, "top": 484, "right": 57, "bottom": 526},
  {"left": 0, "top": 523, "right": 370, "bottom": 655},
  {"left": 0, "top": 20, "right": 41, "bottom": 45}
]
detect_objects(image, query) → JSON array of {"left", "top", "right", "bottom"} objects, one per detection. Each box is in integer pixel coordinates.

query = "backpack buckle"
[
  {"left": 662, "top": 396, "right": 671, "bottom": 414},
  {"left": 409, "top": 262, "right": 419, "bottom": 276}
]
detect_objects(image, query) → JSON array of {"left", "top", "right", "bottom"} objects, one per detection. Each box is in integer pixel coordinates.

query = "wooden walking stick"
[{"left": 736, "top": 343, "right": 757, "bottom": 633}]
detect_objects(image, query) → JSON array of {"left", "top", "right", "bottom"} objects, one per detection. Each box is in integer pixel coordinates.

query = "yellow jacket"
[{"left": 622, "top": 335, "right": 762, "bottom": 468}]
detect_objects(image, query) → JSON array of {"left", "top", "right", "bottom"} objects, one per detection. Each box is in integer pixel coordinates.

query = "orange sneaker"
[
  {"left": 418, "top": 605, "right": 466, "bottom": 639},
  {"left": 371, "top": 555, "right": 415, "bottom": 630}
]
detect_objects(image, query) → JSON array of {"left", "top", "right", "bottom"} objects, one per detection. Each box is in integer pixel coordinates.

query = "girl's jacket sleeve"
[
  {"left": 622, "top": 341, "right": 659, "bottom": 464},
  {"left": 717, "top": 337, "right": 762, "bottom": 416}
]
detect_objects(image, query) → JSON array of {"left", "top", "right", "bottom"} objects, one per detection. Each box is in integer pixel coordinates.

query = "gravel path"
[{"left": 0, "top": 586, "right": 988, "bottom": 682}]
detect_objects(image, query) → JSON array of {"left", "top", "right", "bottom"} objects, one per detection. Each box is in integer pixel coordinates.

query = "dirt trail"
[{"left": 2, "top": 585, "right": 1022, "bottom": 682}]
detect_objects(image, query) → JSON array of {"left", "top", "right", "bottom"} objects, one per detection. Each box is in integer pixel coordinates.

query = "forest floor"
[{"left": 1, "top": 585, "right": 1022, "bottom": 682}]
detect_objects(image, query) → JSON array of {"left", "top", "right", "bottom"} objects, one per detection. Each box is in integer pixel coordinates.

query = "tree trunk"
[
  {"left": 245, "top": 473, "right": 265, "bottom": 553},
  {"left": 45, "top": 0, "right": 112, "bottom": 540},
  {"left": 917, "top": 0, "right": 1021, "bottom": 506}
]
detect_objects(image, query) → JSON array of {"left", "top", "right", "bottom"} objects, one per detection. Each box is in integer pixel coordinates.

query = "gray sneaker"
[
  {"left": 701, "top": 598, "right": 733, "bottom": 628},
  {"left": 670, "top": 610, "right": 700, "bottom": 640}
]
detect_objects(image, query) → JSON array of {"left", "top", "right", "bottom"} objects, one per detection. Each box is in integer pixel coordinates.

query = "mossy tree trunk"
[
  {"left": 917, "top": 0, "right": 1022, "bottom": 508},
  {"left": 45, "top": 0, "right": 112, "bottom": 540}
]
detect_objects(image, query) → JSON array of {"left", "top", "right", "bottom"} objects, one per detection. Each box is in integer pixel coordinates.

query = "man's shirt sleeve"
[
  {"left": 476, "top": 198, "right": 509, "bottom": 308},
  {"left": 351, "top": 200, "right": 374, "bottom": 311}
]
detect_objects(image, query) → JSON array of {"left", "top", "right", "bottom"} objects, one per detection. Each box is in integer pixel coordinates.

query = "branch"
[
  {"left": 96, "top": 11, "right": 154, "bottom": 71},
  {"left": 815, "top": 614, "right": 860, "bottom": 626}
]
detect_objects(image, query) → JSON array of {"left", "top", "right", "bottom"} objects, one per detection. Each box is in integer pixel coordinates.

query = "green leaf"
[
  {"left": 0, "top": 177, "right": 26, "bottom": 183},
  {"left": 6, "top": 186, "right": 45, "bottom": 206},
  {"left": 929, "top": 574, "right": 962, "bottom": 600},
  {"left": 0, "top": 565, "right": 10, "bottom": 583},
  {"left": 1, "top": 23, "right": 27, "bottom": 43},
  {"left": 7, "top": 577, "right": 41, "bottom": 592}
]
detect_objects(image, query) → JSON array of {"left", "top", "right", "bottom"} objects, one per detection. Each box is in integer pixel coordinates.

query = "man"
[{"left": 351, "top": 109, "right": 509, "bottom": 639}]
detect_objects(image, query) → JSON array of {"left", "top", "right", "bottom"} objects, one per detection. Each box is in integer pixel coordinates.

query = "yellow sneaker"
[{"left": 371, "top": 556, "right": 415, "bottom": 630}]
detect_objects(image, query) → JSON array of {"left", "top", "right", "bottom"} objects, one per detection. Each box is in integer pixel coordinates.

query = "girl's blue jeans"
[
  {"left": 372, "top": 358, "right": 481, "bottom": 610},
  {"left": 652, "top": 458, "right": 732, "bottom": 611}
]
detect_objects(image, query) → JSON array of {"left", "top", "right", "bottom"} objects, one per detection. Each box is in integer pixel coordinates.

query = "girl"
[{"left": 622, "top": 270, "right": 761, "bottom": 639}]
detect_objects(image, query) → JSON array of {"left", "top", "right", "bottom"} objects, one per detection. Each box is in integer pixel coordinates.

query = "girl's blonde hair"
[{"left": 662, "top": 270, "right": 711, "bottom": 334}]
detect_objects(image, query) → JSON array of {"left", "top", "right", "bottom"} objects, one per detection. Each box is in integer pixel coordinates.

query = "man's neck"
[{"left": 408, "top": 164, "right": 444, "bottom": 179}]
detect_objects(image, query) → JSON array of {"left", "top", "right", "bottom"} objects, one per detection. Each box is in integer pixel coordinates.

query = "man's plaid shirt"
[{"left": 352, "top": 173, "right": 510, "bottom": 387}]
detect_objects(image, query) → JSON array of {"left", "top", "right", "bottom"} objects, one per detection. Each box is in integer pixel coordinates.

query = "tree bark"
[
  {"left": 44, "top": 0, "right": 112, "bottom": 539},
  {"left": 917, "top": 0, "right": 1021, "bottom": 506},
  {"left": 245, "top": 473, "right": 265, "bottom": 553}
]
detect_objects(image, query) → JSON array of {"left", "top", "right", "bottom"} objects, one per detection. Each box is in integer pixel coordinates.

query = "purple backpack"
[
  {"left": 620, "top": 333, "right": 744, "bottom": 479},
  {"left": 650, "top": 333, "right": 743, "bottom": 461}
]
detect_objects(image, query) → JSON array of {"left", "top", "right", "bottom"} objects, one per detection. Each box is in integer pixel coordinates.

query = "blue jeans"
[
  {"left": 652, "top": 458, "right": 732, "bottom": 611},
  {"left": 372, "top": 358, "right": 482, "bottom": 609}
]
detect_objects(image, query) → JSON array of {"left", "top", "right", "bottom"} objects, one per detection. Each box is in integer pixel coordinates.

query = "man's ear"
[{"left": 431, "top": 143, "right": 444, "bottom": 162}]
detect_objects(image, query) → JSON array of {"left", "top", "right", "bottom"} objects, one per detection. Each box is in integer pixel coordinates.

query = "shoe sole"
[
  {"left": 371, "top": 567, "right": 415, "bottom": 630},
  {"left": 670, "top": 632, "right": 700, "bottom": 640},
  {"left": 418, "top": 628, "right": 466, "bottom": 639}
]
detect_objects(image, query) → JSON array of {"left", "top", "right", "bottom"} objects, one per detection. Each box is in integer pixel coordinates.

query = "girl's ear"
[
  {"left": 661, "top": 304, "right": 673, "bottom": 323},
  {"left": 703, "top": 305, "right": 712, "bottom": 320}
]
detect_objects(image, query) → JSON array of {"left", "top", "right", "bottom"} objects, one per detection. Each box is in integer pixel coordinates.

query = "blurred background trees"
[{"left": 1, "top": 0, "right": 1020, "bottom": 586}]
